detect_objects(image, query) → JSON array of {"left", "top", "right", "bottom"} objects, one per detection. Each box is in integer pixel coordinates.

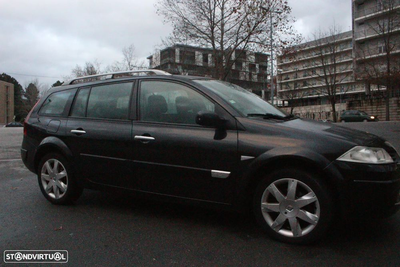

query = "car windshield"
[{"left": 194, "top": 79, "right": 287, "bottom": 118}]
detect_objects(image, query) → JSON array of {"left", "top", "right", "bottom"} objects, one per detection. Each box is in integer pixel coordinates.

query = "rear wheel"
[
  {"left": 253, "top": 169, "right": 333, "bottom": 244},
  {"left": 38, "top": 153, "right": 83, "bottom": 205}
]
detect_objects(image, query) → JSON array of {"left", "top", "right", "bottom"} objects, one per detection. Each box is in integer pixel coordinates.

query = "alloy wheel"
[
  {"left": 40, "top": 159, "right": 68, "bottom": 199},
  {"left": 260, "top": 178, "right": 320, "bottom": 238}
]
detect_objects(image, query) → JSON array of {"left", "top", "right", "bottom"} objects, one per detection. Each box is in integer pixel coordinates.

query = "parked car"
[
  {"left": 340, "top": 110, "right": 378, "bottom": 122},
  {"left": 21, "top": 70, "right": 400, "bottom": 244},
  {"left": 4, "top": 122, "right": 23, "bottom": 127}
]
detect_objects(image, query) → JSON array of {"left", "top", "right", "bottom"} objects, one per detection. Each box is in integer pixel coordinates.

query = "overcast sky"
[{"left": 0, "top": 0, "right": 352, "bottom": 89}]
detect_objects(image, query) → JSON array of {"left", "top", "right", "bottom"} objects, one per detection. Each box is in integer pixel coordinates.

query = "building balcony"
[
  {"left": 278, "top": 58, "right": 353, "bottom": 75},
  {"left": 355, "top": 26, "right": 400, "bottom": 41},
  {"left": 355, "top": 48, "right": 400, "bottom": 61},
  {"left": 279, "top": 78, "right": 357, "bottom": 92},
  {"left": 278, "top": 69, "right": 353, "bottom": 84},
  {"left": 354, "top": 0, "right": 400, "bottom": 22},
  {"left": 278, "top": 47, "right": 352, "bottom": 67}
]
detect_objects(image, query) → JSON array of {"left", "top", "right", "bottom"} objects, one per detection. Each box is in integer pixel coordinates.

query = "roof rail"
[{"left": 67, "top": 69, "right": 171, "bottom": 85}]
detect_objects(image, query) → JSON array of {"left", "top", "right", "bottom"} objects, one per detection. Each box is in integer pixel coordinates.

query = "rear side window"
[
  {"left": 70, "top": 88, "right": 90, "bottom": 117},
  {"left": 86, "top": 83, "right": 133, "bottom": 120},
  {"left": 39, "top": 90, "right": 76, "bottom": 116}
]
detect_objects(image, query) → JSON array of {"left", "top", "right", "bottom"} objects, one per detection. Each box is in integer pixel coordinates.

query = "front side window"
[
  {"left": 140, "top": 81, "right": 214, "bottom": 124},
  {"left": 39, "top": 90, "right": 76, "bottom": 116},
  {"left": 194, "top": 79, "right": 286, "bottom": 117},
  {"left": 86, "top": 83, "right": 132, "bottom": 120}
]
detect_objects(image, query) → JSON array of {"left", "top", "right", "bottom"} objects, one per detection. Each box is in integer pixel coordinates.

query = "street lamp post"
[
  {"left": 261, "top": 6, "right": 281, "bottom": 105},
  {"left": 270, "top": 13, "right": 274, "bottom": 105}
]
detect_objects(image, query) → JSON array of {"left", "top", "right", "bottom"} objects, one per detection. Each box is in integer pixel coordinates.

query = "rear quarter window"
[{"left": 39, "top": 90, "right": 76, "bottom": 116}]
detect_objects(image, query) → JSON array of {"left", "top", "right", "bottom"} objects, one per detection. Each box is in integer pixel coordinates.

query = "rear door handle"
[
  {"left": 71, "top": 129, "right": 86, "bottom": 135},
  {"left": 134, "top": 135, "right": 155, "bottom": 141}
]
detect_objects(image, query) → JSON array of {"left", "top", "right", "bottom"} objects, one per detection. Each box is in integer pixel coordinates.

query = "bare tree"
[
  {"left": 107, "top": 44, "right": 146, "bottom": 72},
  {"left": 307, "top": 26, "right": 353, "bottom": 122},
  {"left": 156, "top": 0, "right": 300, "bottom": 81},
  {"left": 355, "top": 0, "right": 400, "bottom": 121},
  {"left": 278, "top": 83, "right": 308, "bottom": 115},
  {"left": 71, "top": 60, "right": 102, "bottom": 77}
]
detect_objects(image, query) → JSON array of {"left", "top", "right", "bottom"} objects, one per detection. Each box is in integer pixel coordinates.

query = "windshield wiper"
[{"left": 247, "top": 113, "right": 298, "bottom": 121}]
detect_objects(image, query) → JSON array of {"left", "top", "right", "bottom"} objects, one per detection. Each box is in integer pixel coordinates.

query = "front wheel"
[
  {"left": 253, "top": 169, "right": 333, "bottom": 244},
  {"left": 38, "top": 153, "right": 83, "bottom": 205}
]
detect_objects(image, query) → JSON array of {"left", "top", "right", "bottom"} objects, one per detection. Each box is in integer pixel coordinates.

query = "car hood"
[
  {"left": 237, "top": 117, "right": 386, "bottom": 162},
  {"left": 282, "top": 119, "right": 382, "bottom": 146}
]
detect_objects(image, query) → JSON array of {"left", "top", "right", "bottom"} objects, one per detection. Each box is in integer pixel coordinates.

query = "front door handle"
[
  {"left": 71, "top": 129, "right": 86, "bottom": 135},
  {"left": 134, "top": 135, "right": 155, "bottom": 142}
]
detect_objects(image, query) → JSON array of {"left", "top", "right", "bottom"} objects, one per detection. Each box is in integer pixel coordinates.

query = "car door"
[
  {"left": 131, "top": 79, "right": 239, "bottom": 204},
  {"left": 64, "top": 82, "right": 134, "bottom": 187},
  {"left": 348, "top": 110, "right": 357, "bottom": 122}
]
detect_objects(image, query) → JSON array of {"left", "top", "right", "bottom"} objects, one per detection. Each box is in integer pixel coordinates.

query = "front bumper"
[{"left": 331, "top": 161, "right": 400, "bottom": 217}]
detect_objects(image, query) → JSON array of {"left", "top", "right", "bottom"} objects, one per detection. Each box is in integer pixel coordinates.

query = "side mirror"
[{"left": 196, "top": 112, "right": 227, "bottom": 128}]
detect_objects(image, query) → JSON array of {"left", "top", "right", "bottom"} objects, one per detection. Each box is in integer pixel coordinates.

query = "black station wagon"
[
  {"left": 21, "top": 70, "right": 400, "bottom": 244},
  {"left": 340, "top": 110, "right": 378, "bottom": 122}
]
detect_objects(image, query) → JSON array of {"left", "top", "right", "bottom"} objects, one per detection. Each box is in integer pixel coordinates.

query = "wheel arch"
[
  {"left": 235, "top": 148, "right": 343, "bottom": 212},
  {"left": 34, "top": 137, "right": 73, "bottom": 173}
]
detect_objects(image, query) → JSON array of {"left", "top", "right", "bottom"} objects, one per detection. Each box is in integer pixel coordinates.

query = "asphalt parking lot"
[{"left": 1, "top": 122, "right": 399, "bottom": 266}]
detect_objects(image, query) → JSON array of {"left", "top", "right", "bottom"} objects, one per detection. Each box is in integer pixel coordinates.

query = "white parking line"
[{"left": 0, "top": 159, "right": 22, "bottom": 162}]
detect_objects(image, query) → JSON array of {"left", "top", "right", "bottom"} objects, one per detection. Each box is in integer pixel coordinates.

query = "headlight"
[
  {"left": 370, "top": 116, "right": 375, "bottom": 119},
  {"left": 337, "top": 146, "right": 393, "bottom": 164}
]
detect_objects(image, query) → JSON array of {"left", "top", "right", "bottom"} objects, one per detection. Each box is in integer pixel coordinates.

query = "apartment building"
[
  {"left": 352, "top": 0, "right": 400, "bottom": 95},
  {"left": 147, "top": 44, "right": 270, "bottom": 95},
  {"left": 277, "top": 31, "right": 365, "bottom": 111},
  {"left": 0, "top": 80, "right": 14, "bottom": 124}
]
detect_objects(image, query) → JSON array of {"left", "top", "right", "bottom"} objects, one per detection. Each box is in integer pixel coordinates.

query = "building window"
[
  {"left": 378, "top": 42, "right": 387, "bottom": 54},
  {"left": 249, "top": 64, "right": 256, "bottom": 73},
  {"left": 180, "top": 51, "right": 196, "bottom": 65},
  {"left": 377, "top": 0, "right": 384, "bottom": 11},
  {"left": 203, "top": 54, "right": 209, "bottom": 65},
  {"left": 235, "top": 62, "right": 243, "bottom": 70}
]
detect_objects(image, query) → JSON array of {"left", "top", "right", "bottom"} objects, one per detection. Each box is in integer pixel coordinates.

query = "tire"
[
  {"left": 38, "top": 153, "right": 83, "bottom": 205},
  {"left": 363, "top": 119, "right": 368, "bottom": 122},
  {"left": 253, "top": 169, "right": 333, "bottom": 244},
  {"left": 341, "top": 120, "right": 345, "bottom": 123}
]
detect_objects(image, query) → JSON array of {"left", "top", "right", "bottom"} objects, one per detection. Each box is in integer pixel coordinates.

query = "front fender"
[
  {"left": 246, "top": 146, "right": 332, "bottom": 177},
  {"left": 233, "top": 146, "right": 344, "bottom": 211}
]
